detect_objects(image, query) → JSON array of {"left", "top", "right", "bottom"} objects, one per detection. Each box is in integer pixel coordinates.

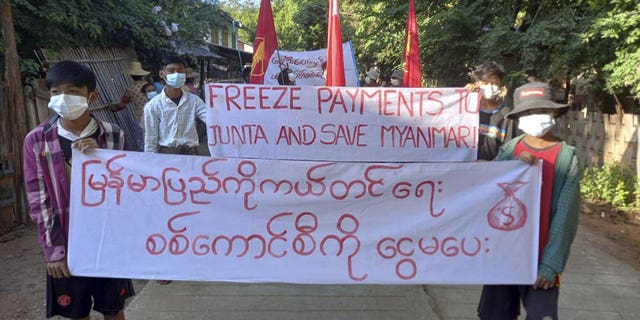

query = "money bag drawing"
[{"left": 487, "top": 181, "right": 528, "bottom": 231}]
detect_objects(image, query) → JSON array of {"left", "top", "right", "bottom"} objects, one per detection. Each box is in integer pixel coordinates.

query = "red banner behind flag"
[
  {"left": 250, "top": 0, "right": 278, "bottom": 84},
  {"left": 326, "top": 0, "right": 345, "bottom": 86},
  {"left": 403, "top": 0, "right": 422, "bottom": 87}
]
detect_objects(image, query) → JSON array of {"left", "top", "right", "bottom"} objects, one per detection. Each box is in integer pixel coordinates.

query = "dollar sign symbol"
[{"left": 487, "top": 182, "right": 528, "bottom": 231}]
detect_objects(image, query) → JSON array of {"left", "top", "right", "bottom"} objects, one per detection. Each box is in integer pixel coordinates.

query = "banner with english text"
[
  {"left": 68, "top": 149, "right": 540, "bottom": 284},
  {"left": 205, "top": 84, "right": 479, "bottom": 162}
]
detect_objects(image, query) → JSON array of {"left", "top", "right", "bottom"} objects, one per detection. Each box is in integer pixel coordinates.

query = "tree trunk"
[
  {"left": 611, "top": 89, "right": 625, "bottom": 119},
  {"left": 1, "top": 0, "right": 28, "bottom": 225}
]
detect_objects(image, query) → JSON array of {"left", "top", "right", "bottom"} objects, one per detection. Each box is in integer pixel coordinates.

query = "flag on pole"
[
  {"left": 403, "top": 0, "right": 422, "bottom": 87},
  {"left": 250, "top": 0, "right": 278, "bottom": 84},
  {"left": 325, "top": 0, "right": 346, "bottom": 86}
]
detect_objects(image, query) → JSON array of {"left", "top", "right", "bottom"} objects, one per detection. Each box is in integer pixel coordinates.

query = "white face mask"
[
  {"left": 165, "top": 72, "right": 186, "bottom": 88},
  {"left": 48, "top": 94, "right": 89, "bottom": 120},
  {"left": 518, "top": 113, "right": 556, "bottom": 137},
  {"left": 480, "top": 84, "right": 502, "bottom": 100},
  {"left": 391, "top": 78, "right": 401, "bottom": 87},
  {"left": 146, "top": 92, "right": 158, "bottom": 100},
  {"left": 365, "top": 76, "right": 372, "bottom": 84}
]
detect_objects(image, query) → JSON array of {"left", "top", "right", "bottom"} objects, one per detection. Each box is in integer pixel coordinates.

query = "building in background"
[{"left": 206, "top": 12, "right": 253, "bottom": 82}]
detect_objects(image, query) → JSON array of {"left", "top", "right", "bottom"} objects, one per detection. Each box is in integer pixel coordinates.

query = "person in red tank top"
[{"left": 478, "top": 82, "right": 581, "bottom": 320}]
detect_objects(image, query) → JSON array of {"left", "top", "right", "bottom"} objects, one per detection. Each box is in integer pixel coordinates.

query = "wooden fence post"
[{"left": 1, "top": 0, "right": 29, "bottom": 225}]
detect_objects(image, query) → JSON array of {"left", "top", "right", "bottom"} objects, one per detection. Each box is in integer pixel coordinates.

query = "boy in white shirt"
[{"left": 143, "top": 56, "right": 207, "bottom": 155}]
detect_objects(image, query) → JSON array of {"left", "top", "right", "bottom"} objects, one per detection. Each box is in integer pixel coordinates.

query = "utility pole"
[
  {"left": 232, "top": 20, "right": 244, "bottom": 73},
  {"left": 1, "top": 0, "right": 28, "bottom": 225}
]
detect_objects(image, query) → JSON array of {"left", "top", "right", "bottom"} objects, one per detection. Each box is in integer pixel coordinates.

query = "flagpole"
[{"left": 275, "top": 48, "right": 284, "bottom": 75}]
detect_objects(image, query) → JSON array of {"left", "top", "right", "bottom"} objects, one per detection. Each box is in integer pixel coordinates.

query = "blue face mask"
[
  {"left": 146, "top": 92, "right": 158, "bottom": 100},
  {"left": 165, "top": 72, "right": 186, "bottom": 88}
]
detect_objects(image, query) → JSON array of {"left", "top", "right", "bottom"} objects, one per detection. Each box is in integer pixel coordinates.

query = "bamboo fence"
[
  {"left": 554, "top": 108, "right": 640, "bottom": 174},
  {"left": 36, "top": 47, "right": 142, "bottom": 151}
]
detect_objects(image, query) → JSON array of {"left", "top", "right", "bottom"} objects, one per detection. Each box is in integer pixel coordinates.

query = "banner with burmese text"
[
  {"left": 204, "top": 84, "right": 479, "bottom": 162},
  {"left": 68, "top": 149, "right": 540, "bottom": 284},
  {"left": 263, "top": 43, "right": 359, "bottom": 86}
]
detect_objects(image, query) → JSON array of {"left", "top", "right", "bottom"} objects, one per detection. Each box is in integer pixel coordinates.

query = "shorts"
[
  {"left": 46, "top": 274, "right": 135, "bottom": 319},
  {"left": 477, "top": 285, "right": 559, "bottom": 320}
]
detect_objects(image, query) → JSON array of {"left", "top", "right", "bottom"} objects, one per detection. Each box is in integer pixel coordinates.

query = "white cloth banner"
[
  {"left": 69, "top": 149, "right": 540, "bottom": 284},
  {"left": 264, "top": 42, "right": 359, "bottom": 86},
  {"left": 205, "top": 84, "right": 479, "bottom": 162}
]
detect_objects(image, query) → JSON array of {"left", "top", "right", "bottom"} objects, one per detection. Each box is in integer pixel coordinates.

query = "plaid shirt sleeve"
[
  {"left": 143, "top": 100, "right": 159, "bottom": 152},
  {"left": 196, "top": 96, "right": 207, "bottom": 123},
  {"left": 23, "top": 130, "right": 67, "bottom": 262}
]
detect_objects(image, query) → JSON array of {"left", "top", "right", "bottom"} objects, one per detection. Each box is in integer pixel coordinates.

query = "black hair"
[
  {"left": 277, "top": 68, "right": 292, "bottom": 85},
  {"left": 45, "top": 60, "right": 97, "bottom": 92},
  {"left": 140, "top": 82, "right": 156, "bottom": 93},
  {"left": 472, "top": 61, "right": 506, "bottom": 82},
  {"left": 160, "top": 56, "right": 187, "bottom": 69},
  {"left": 243, "top": 66, "right": 251, "bottom": 79}
]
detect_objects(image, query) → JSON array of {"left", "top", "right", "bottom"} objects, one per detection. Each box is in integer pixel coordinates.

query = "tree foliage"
[
  {"left": 583, "top": 0, "right": 640, "bottom": 99},
  {"left": 9, "top": 0, "right": 225, "bottom": 75},
  {"left": 5, "top": 0, "right": 640, "bottom": 108},
  {"left": 220, "top": 0, "right": 259, "bottom": 44},
  {"left": 228, "top": 0, "right": 639, "bottom": 108}
]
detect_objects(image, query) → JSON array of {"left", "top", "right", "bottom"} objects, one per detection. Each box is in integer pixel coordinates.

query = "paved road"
[
  {"left": 126, "top": 283, "right": 438, "bottom": 320},
  {"left": 126, "top": 225, "right": 640, "bottom": 320}
]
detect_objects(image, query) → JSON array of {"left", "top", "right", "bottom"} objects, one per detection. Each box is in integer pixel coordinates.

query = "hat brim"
[
  {"left": 125, "top": 70, "right": 150, "bottom": 76},
  {"left": 365, "top": 72, "right": 378, "bottom": 80},
  {"left": 507, "top": 99, "right": 569, "bottom": 119}
]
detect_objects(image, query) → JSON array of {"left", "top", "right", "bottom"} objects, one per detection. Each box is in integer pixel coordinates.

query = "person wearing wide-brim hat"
[
  {"left": 185, "top": 68, "right": 199, "bottom": 79},
  {"left": 109, "top": 61, "right": 153, "bottom": 150},
  {"left": 364, "top": 68, "right": 380, "bottom": 87},
  {"left": 124, "top": 61, "right": 150, "bottom": 76},
  {"left": 477, "top": 81, "right": 580, "bottom": 320},
  {"left": 182, "top": 68, "right": 201, "bottom": 95},
  {"left": 390, "top": 70, "right": 403, "bottom": 87},
  {"left": 506, "top": 82, "right": 570, "bottom": 120}
]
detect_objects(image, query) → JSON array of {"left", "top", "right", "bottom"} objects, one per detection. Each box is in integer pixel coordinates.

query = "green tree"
[
  {"left": 220, "top": 0, "right": 259, "bottom": 44},
  {"left": 347, "top": 0, "right": 407, "bottom": 77},
  {"left": 10, "top": 0, "right": 640, "bottom": 109},
  {"left": 583, "top": 0, "right": 640, "bottom": 100},
  {"left": 10, "top": 0, "right": 226, "bottom": 75},
  {"left": 12, "top": 0, "right": 163, "bottom": 55}
]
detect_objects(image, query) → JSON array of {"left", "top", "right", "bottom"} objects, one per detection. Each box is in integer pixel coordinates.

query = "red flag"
[
  {"left": 403, "top": 0, "right": 422, "bottom": 87},
  {"left": 250, "top": 0, "right": 278, "bottom": 84},
  {"left": 325, "top": 0, "right": 345, "bottom": 86}
]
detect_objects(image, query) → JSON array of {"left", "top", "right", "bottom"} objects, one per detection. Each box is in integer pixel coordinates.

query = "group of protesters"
[
  {"left": 360, "top": 67, "right": 405, "bottom": 88},
  {"left": 22, "top": 55, "right": 579, "bottom": 320}
]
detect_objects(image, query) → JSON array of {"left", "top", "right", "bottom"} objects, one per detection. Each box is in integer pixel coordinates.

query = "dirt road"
[{"left": 0, "top": 226, "right": 146, "bottom": 320}]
